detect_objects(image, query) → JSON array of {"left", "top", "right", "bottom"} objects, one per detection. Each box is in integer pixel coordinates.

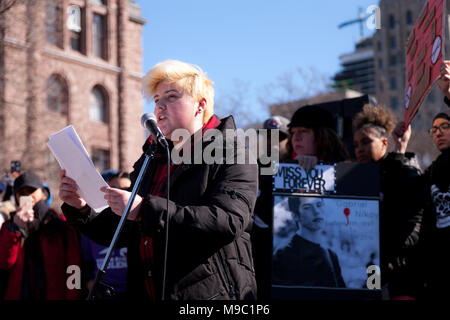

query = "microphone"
[{"left": 141, "top": 113, "right": 169, "bottom": 149}]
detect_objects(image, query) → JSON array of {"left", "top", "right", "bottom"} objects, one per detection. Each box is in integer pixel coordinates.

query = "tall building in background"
[
  {"left": 372, "top": 0, "right": 450, "bottom": 165},
  {"left": 333, "top": 37, "right": 376, "bottom": 95},
  {"left": 0, "top": 0, "right": 145, "bottom": 196},
  {"left": 373, "top": 0, "right": 448, "bottom": 113}
]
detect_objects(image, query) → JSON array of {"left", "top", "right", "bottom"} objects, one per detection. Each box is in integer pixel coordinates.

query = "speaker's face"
[{"left": 153, "top": 81, "right": 198, "bottom": 140}]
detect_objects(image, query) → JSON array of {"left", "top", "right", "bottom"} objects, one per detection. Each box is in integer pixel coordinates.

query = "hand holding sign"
[
  {"left": 438, "top": 61, "right": 450, "bottom": 100},
  {"left": 404, "top": 0, "right": 445, "bottom": 125},
  {"left": 392, "top": 121, "right": 411, "bottom": 154},
  {"left": 295, "top": 155, "right": 318, "bottom": 171}
]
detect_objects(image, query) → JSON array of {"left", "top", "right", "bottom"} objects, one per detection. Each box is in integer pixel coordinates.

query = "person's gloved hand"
[
  {"left": 438, "top": 61, "right": 450, "bottom": 100},
  {"left": 295, "top": 154, "right": 318, "bottom": 171}
]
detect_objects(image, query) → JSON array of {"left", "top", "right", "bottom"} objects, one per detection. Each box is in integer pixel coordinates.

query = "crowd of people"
[{"left": 0, "top": 59, "right": 449, "bottom": 301}]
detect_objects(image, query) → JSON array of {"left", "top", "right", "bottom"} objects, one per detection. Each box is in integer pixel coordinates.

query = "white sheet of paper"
[{"left": 47, "top": 125, "right": 109, "bottom": 213}]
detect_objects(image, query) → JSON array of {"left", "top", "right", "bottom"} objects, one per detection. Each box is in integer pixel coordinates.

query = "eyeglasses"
[{"left": 428, "top": 122, "right": 450, "bottom": 136}]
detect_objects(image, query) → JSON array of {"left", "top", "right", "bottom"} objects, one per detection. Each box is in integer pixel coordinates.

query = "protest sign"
[{"left": 404, "top": 0, "right": 446, "bottom": 125}]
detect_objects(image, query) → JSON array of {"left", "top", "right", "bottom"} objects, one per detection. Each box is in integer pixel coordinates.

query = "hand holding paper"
[
  {"left": 59, "top": 170, "right": 87, "bottom": 210},
  {"left": 47, "top": 125, "right": 109, "bottom": 212},
  {"left": 101, "top": 186, "right": 142, "bottom": 221}
]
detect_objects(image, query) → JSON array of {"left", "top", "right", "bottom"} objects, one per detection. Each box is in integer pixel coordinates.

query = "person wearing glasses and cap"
[
  {"left": 415, "top": 61, "right": 450, "bottom": 299},
  {"left": 420, "top": 106, "right": 450, "bottom": 299}
]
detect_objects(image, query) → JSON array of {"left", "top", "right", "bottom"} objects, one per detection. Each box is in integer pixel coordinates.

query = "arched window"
[
  {"left": 89, "top": 86, "right": 108, "bottom": 123},
  {"left": 46, "top": 74, "right": 68, "bottom": 115}
]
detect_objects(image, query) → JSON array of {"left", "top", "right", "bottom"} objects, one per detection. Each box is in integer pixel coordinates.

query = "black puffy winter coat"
[
  {"left": 62, "top": 115, "right": 258, "bottom": 300},
  {"left": 420, "top": 147, "right": 450, "bottom": 298},
  {"left": 378, "top": 152, "right": 423, "bottom": 297}
]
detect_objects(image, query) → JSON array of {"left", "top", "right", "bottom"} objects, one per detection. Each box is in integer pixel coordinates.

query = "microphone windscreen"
[{"left": 141, "top": 113, "right": 157, "bottom": 128}]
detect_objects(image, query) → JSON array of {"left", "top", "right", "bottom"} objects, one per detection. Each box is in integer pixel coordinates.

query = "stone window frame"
[
  {"left": 91, "top": 2, "right": 109, "bottom": 61},
  {"left": 46, "top": 73, "right": 69, "bottom": 115},
  {"left": 67, "top": 3, "right": 86, "bottom": 54},
  {"left": 89, "top": 84, "right": 109, "bottom": 124},
  {"left": 46, "top": 0, "right": 64, "bottom": 48},
  {"left": 91, "top": 147, "right": 110, "bottom": 173}
]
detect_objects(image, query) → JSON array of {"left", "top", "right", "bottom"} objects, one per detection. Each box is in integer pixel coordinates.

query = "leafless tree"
[
  {"left": 215, "top": 66, "right": 332, "bottom": 129},
  {"left": 0, "top": 0, "right": 20, "bottom": 15},
  {"left": 257, "top": 66, "right": 331, "bottom": 109},
  {"left": 215, "top": 79, "right": 264, "bottom": 129}
]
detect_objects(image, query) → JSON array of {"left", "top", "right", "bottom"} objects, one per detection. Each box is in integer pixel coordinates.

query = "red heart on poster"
[{"left": 343, "top": 208, "right": 350, "bottom": 226}]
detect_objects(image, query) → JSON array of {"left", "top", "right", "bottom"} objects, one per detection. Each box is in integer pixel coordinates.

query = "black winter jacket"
[
  {"left": 420, "top": 148, "right": 450, "bottom": 297},
  {"left": 62, "top": 116, "right": 258, "bottom": 300},
  {"left": 378, "top": 152, "right": 423, "bottom": 296}
]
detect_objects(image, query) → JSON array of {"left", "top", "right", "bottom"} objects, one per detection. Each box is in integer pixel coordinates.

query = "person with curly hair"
[{"left": 353, "top": 105, "right": 423, "bottom": 299}]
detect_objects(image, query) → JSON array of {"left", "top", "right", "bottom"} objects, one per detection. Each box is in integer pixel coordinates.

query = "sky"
[{"left": 135, "top": 0, "right": 378, "bottom": 126}]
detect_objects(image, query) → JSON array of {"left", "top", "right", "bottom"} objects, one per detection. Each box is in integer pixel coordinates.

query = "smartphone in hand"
[
  {"left": 10, "top": 160, "right": 21, "bottom": 174},
  {"left": 19, "top": 196, "right": 33, "bottom": 212}
]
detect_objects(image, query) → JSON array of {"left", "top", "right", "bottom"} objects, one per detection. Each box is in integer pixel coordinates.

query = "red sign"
[{"left": 404, "top": 0, "right": 446, "bottom": 125}]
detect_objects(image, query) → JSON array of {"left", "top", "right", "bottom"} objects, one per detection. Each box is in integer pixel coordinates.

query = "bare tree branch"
[
  {"left": 0, "top": 0, "right": 20, "bottom": 15},
  {"left": 257, "top": 65, "right": 331, "bottom": 108}
]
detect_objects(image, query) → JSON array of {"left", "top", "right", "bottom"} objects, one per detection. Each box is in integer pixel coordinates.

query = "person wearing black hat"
[
  {"left": 0, "top": 171, "right": 81, "bottom": 300},
  {"left": 286, "top": 105, "right": 349, "bottom": 170}
]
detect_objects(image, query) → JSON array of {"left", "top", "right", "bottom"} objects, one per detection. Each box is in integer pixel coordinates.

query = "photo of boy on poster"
[
  {"left": 272, "top": 195, "right": 380, "bottom": 290},
  {"left": 272, "top": 196, "right": 346, "bottom": 287},
  {"left": 271, "top": 162, "right": 381, "bottom": 299}
]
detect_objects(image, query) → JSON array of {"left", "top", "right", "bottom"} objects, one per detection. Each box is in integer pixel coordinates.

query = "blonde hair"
[
  {"left": 353, "top": 104, "right": 396, "bottom": 137},
  {"left": 142, "top": 59, "right": 215, "bottom": 124}
]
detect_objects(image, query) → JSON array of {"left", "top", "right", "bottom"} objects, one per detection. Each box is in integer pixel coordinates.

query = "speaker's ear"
[{"left": 196, "top": 98, "right": 207, "bottom": 115}]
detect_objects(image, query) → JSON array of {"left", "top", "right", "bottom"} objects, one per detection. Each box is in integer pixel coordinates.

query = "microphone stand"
[
  {"left": 161, "top": 146, "right": 170, "bottom": 300},
  {"left": 88, "top": 143, "right": 157, "bottom": 300}
]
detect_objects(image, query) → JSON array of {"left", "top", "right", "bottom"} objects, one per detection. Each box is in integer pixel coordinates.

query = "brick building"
[
  {"left": 373, "top": 0, "right": 449, "bottom": 114},
  {"left": 0, "top": 0, "right": 145, "bottom": 198}
]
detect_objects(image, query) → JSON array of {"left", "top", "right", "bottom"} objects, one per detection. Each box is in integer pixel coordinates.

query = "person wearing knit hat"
[
  {"left": 288, "top": 105, "right": 335, "bottom": 131},
  {"left": 260, "top": 115, "right": 290, "bottom": 164},
  {"left": 286, "top": 105, "right": 349, "bottom": 170},
  {"left": 263, "top": 115, "right": 290, "bottom": 140},
  {"left": 0, "top": 171, "right": 81, "bottom": 300}
]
